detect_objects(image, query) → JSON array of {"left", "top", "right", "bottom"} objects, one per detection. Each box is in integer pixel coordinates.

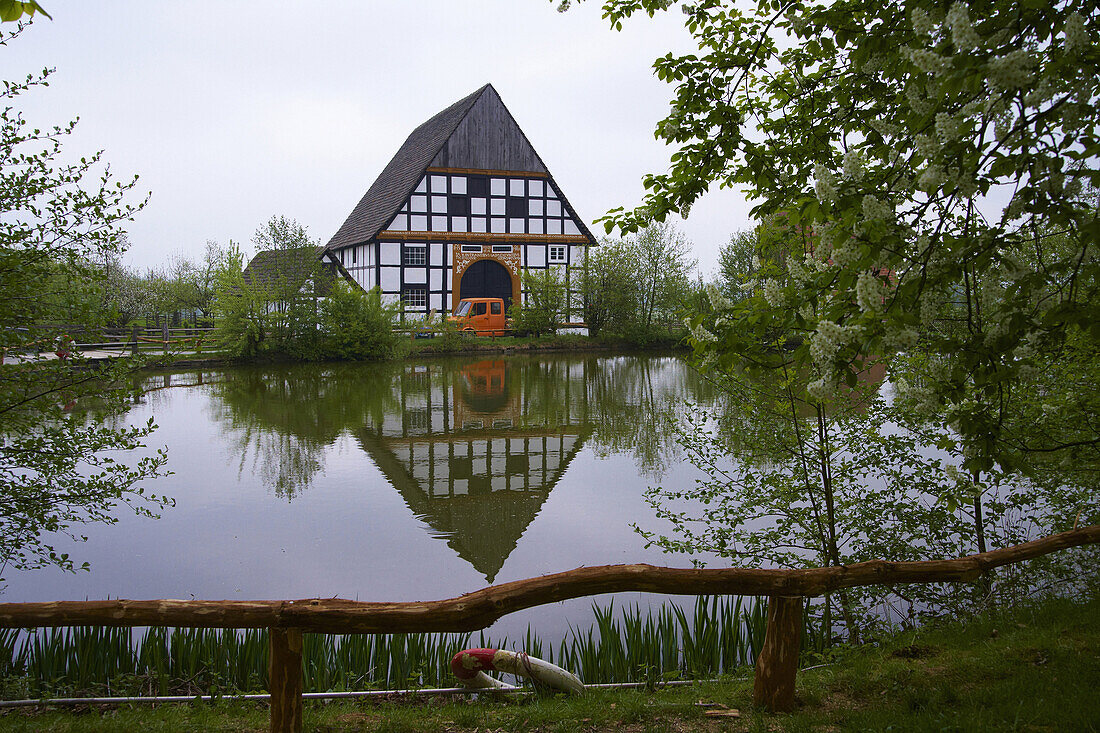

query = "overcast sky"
[{"left": 9, "top": 1, "right": 754, "bottom": 275}]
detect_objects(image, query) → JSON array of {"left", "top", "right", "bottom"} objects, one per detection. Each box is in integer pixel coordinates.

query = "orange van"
[{"left": 450, "top": 298, "right": 509, "bottom": 336}]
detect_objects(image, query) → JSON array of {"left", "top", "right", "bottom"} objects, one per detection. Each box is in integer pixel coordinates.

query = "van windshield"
[{"left": 454, "top": 301, "right": 472, "bottom": 317}]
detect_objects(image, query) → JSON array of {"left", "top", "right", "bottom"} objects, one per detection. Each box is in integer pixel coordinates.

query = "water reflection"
[
  {"left": 196, "top": 354, "right": 715, "bottom": 581},
  {"left": 355, "top": 360, "right": 591, "bottom": 581}
]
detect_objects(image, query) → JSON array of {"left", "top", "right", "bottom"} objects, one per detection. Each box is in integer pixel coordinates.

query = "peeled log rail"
[{"left": 0, "top": 525, "right": 1095, "bottom": 632}]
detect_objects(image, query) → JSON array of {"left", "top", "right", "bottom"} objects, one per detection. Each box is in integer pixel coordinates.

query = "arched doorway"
[{"left": 459, "top": 259, "right": 514, "bottom": 310}]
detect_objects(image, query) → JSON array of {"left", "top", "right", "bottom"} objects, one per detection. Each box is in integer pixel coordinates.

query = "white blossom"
[
  {"left": 914, "top": 134, "right": 939, "bottom": 159},
  {"left": 813, "top": 163, "right": 837, "bottom": 202},
  {"left": 862, "top": 194, "right": 893, "bottom": 222},
  {"left": 809, "top": 320, "right": 858, "bottom": 365},
  {"left": 908, "top": 48, "right": 949, "bottom": 76},
  {"left": 789, "top": 13, "right": 809, "bottom": 34},
  {"left": 1063, "top": 12, "right": 1087, "bottom": 55},
  {"left": 918, "top": 164, "right": 945, "bottom": 191},
  {"left": 842, "top": 149, "right": 864, "bottom": 180},
  {"left": 987, "top": 50, "right": 1034, "bottom": 90},
  {"left": 831, "top": 238, "right": 861, "bottom": 268},
  {"left": 806, "top": 376, "right": 836, "bottom": 402},
  {"left": 856, "top": 270, "right": 881, "bottom": 313},
  {"left": 945, "top": 3, "right": 981, "bottom": 51},
  {"left": 690, "top": 323, "right": 718, "bottom": 343},
  {"left": 763, "top": 278, "right": 784, "bottom": 307},
  {"left": 884, "top": 324, "right": 919, "bottom": 352},
  {"left": 935, "top": 112, "right": 962, "bottom": 142},
  {"left": 705, "top": 283, "right": 733, "bottom": 311},
  {"left": 910, "top": 7, "right": 935, "bottom": 35}
]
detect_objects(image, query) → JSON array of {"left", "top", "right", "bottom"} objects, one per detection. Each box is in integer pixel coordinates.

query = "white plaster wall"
[
  {"left": 380, "top": 242, "right": 401, "bottom": 266},
  {"left": 527, "top": 245, "right": 546, "bottom": 268},
  {"left": 381, "top": 267, "right": 401, "bottom": 292}
]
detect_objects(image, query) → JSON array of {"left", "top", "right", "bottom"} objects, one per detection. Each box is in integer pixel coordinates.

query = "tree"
[
  {"left": 513, "top": 267, "right": 569, "bottom": 336},
  {"left": 0, "top": 27, "right": 168, "bottom": 578},
  {"left": 568, "top": 0, "right": 1100, "bottom": 476},
  {"left": 0, "top": 2, "right": 48, "bottom": 22},
  {"left": 579, "top": 223, "right": 696, "bottom": 341},
  {"left": 320, "top": 282, "right": 400, "bottom": 361},
  {"left": 213, "top": 218, "right": 337, "bottom": 359},
  {"left": 633, "top": 221, "right": 696, "bottom": 329},
  {"left": 579, "top": 237, "right": 637, "bottom": 337}
]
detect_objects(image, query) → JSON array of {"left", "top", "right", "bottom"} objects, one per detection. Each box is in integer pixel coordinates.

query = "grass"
[
  {"left": 0, "top": 597, "right": 774, "bottom": 699},
  {"left": 0, "top": 594, "right": 1095, "bottom": 731}
]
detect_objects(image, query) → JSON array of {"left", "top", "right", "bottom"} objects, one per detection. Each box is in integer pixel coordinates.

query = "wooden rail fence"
[{"left": 0, "top": 525, "right": 1095, "bottom": 732}]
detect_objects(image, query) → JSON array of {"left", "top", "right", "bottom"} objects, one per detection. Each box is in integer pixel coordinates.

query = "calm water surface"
[{"left": 8, "top": 354, "right": 725, "bottom": 640}]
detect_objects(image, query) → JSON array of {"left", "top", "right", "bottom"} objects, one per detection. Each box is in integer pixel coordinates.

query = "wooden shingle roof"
[{"left": 324, "top": 85, "right": 488, "bottom": 252}]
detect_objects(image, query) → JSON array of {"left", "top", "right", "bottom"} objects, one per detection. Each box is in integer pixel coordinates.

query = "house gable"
[{"left": 325, "top": 84, "right": 595, "bottom": 318}]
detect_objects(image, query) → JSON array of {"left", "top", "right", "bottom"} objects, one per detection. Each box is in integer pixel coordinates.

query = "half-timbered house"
[{"left": 323, "top": 84, "right": 596, "bottom": 318}]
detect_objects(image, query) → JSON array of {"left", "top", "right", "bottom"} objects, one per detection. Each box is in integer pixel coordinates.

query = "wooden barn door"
[{"left": 460, "top": 259, "right": 513, "bottom": 310}]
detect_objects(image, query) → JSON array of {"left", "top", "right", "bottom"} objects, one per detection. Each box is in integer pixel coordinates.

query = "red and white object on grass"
[{"left": 450, "top": 648, "right": 585, "bottom": 694}]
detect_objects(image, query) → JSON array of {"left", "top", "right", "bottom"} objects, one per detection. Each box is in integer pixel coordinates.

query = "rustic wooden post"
[
  {"left": 269, "top": 627, "right": 303, "bottom": 733},
  {"left": 753, "top": 595, "right": 803, "bottom": 712}
]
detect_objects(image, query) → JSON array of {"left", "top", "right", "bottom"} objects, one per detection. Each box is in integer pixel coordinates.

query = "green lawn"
[{"left": 2, "top": 594, "right": 1096, "bottom": 732}]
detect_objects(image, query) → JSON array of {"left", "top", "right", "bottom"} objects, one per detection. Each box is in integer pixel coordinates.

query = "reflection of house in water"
[{"left": 356, "top": 360, "right": 591, "bottom": 582}]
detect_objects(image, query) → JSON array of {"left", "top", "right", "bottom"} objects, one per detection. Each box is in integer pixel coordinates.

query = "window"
[
  {"left": 462, "top": 244, "right": 483, "bottom": 253},
  {"left": 491, "top": 301, "right": 502, "bottom": 315},
  {"left": 492, "top": 244, "right": 513, "bottom": 253},
  {"left": 402, "top": 287, "right": 427, "bottom": 309},
  {"left": 404, "top": 246, "right": 426, "bottom": 266},
  {"left": 549, "top": 245, "right": 566, "bottom": 263}
]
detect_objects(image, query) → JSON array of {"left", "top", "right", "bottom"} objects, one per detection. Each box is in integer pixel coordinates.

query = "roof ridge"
[{"left": 323, "top": 85, "right": 492, "bottom": 252}]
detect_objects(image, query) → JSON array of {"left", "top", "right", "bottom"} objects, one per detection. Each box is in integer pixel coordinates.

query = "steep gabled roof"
[
  {"left": 325, "top": 84, "right": 595, "bottom": 251},
  {"left": 325, "top": 86, "right": 488, "bottom": 252}
]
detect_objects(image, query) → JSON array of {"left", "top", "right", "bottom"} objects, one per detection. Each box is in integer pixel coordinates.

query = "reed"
[{"left": 0, "top": 595, "right": 825, "bottom": 697}]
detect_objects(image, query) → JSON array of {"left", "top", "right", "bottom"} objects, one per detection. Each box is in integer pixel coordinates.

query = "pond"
[{"left": 4, "top": 353, "right": 727, "bottom": 642}]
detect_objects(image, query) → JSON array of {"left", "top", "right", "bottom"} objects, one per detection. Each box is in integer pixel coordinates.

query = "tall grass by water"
[{"left": 0, "top": 596, "right": 823, "bottom": 698}]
